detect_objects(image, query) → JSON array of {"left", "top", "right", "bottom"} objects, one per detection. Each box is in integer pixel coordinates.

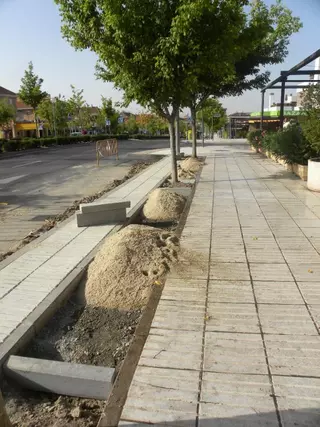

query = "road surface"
[{"left": 0, "top": 139, "right": 170, "bottom": 254}]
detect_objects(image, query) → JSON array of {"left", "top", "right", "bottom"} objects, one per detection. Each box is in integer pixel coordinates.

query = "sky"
[{"left": 0, "top": 0, "right": 319, "bottom": 115}]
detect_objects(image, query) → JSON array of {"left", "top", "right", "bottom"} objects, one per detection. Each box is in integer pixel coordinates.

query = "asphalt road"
[{"left": 0, "top": 139, "right": 170, "bottom": 254}]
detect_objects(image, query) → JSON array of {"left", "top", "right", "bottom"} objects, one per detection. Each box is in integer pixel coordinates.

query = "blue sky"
[{"left": 0, "top": 0, "right": 319, "bottom": 114}]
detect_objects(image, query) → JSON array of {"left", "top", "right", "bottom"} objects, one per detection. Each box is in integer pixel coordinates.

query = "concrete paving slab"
[{"left": 117, "top": 140, "right": 320, "bottom": 427}]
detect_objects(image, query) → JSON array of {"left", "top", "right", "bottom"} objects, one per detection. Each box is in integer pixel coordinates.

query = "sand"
[
  {"left": 85, "top": 225, "right": 180, "bottom": 310},
  {"left": 180, "top": 157, "right": 203, "bottom": 174},
  {"left": 143, "top": 188, "right": 186, "bottom": 222}
]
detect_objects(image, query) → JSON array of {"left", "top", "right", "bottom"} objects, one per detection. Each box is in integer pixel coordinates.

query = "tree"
[
  {"left": 96, "top": 96, "right": 119, "bottom": 133},
  {"left": 0, "top": 390, "right": 12, "bottom": 427},
  {"left": 37, "top": 95, "right": 70, "bottom": 136},
  {"left": 18, "top": 62, "right": 48, "bottom": 137},
  {"left": 124, "top": 116, "right": 139, "bottom": 134},
  {"left": 0, "top": 100, "right": 15, "bottom": 138},
  {"left": 55, "top": 0, "right": 301, "bottom": 178},
  {"left": 67, "top": 85, "right": 86, "bottom": 130},
  {"left": 177, "top": 0, "right": 302, "bottom": 157},
  {"left": 197, "top": 98, "right": 227, "bottom": 139},
  {"left": 136, "top": 113, "right": 167, "bottom": 135},
  {"left": 301, "top": 84, "right": 320, "bottom": 153}
]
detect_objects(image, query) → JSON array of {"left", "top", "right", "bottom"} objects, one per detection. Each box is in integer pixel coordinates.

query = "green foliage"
[
  {"left": 248, "top": 126, "right": 316, "bottom": 165},
  {"left": 0, "top": 99, "right": 15, "bottom": 130},
  {"left": 197, "top": 98, "right": 227, "bottom": 137},
  {"left": 96, "top": 97, "right": 119, "bottom": 133},
  {"left": 55, "top": 0, "right": 301, "bottom": 172},
  {"left": 37, "top": 95, "right": 70, "bottom": 135},
  {"left": 247, "top": 129, "right": 265, "bottom": 148},
  {"left": 18, "top": 62, "right": 48, "bottom": 110},
  {"left": 214, "top": 0, "right": 302, "bottom": 98},
  {"left": 301, "top": 84, "right": 320, "bottom": 153}
]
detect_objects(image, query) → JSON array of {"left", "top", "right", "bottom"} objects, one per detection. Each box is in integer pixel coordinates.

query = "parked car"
[{"left": 70, "top": 131, "right": 82, "bottom": 136}]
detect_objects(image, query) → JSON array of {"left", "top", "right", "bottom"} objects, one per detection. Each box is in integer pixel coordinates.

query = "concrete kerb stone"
[
  {"left": 80, "top": 201, "right": 131, "bottom": 214},
  {"left": 0, "top": 163, "right": 171, "bottom": 372},
  {"left": 4, "top": 355, "right": 115, "bottom": 400}
]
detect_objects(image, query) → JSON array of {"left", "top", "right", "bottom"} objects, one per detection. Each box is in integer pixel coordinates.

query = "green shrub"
[
  {"left": 2, "top": 140, "right": 20, "bottom": 152},
  {"left": 267, "top": 126, "right": 316, "bottom": 165},
  {"left": 130, "top": 134, "right": 169, "bottom": 140},
  {"left": 247, "top": 130, "right": 265, "bottom": 149},
  {"left": 302, "top": 111, "right": 320, "bottom": 154}
]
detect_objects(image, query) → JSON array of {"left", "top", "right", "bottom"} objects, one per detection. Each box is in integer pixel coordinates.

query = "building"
[
  {"left": 0, "top": 86, "right": 17, "bottom": 138},
  {"left": 227, "top": 112, "right": 251, "bottom": 138},
  {"left": 249, "top": 56, "right": 320, "bottom": 130}
]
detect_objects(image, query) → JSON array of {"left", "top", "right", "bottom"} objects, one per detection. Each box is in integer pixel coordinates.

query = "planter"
[
  {"left": 307, "top": 158, "right": 320, "bottom": 190},
  {"left": 292, "top": 163, "right": 308, "bottom": 181}
]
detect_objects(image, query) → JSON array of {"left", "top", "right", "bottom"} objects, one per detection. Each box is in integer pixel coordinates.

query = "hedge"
[
  {"left": 0, "top": 133, "right": 170, "bottom": 153},
  {"left": 247, "top": 126, "right": 317, "bottom": 166}
]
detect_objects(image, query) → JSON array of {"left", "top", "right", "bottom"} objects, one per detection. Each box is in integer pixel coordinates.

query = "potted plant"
[{"left": 301, "top": 85, "right": 320, "bottom": 191}]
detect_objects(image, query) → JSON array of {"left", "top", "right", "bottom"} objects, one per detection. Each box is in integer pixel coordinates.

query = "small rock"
[{"left": 70, "top": 407, "right": 82, "bottom": 419}]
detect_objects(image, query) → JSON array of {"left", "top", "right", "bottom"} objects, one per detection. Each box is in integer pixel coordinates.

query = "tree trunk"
[
  {"left": 175, "top": 111, "right": 180, "bottom": 154},
  {"left": 190, "top": 106, "right": 197, "bottom": 158},
  {"left": 168, "top": 119, "right": 178, "bottom": 184},
  {"left": 0, "top": 390, "right": 12, "bottom": 427},
  {"left": 34, "top": 109, "right": 39, "bottom": 138},
  {"left": 201, "top": 111, "right": 205, "bottom": 147}
]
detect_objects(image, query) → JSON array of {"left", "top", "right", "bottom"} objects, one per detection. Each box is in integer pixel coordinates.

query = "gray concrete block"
[
  {"left": 80, "top": 200, "right": 130, "bottom": 214},
  {"left": 76, "top": 209, "right": 127, "bottom": 227},
  {"left": 4, "top": 355, "right": 114, "bottom": 400}
]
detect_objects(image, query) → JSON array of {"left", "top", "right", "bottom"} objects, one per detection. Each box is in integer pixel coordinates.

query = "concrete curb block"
[{"left": 4, "top": 355, "right": 115, "bottom": 400}]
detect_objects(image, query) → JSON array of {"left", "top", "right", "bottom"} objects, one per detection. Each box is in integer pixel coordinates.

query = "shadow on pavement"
[{"left": 118, "top": 407, "right": 320, "bottom": 426}]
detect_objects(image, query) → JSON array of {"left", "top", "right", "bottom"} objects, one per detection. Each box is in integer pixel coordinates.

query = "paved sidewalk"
[
  {"left": 120, "top": 140, "right": 320, "bottom": 427},
  {"left": 0, "top": 157, "right": 171, "bottom": 357}
]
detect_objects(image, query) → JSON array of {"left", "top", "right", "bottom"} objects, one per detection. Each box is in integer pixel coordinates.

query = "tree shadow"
[{"left": 118, "top": 407, "right": 320, "bottom": 426}]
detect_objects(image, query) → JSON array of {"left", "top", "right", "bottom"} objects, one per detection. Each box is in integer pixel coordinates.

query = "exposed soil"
[
  {"left": 4, "top": 283, "right": 141, "bottom": 427},
  {"left": 85, "top": 225, "right": 180, "bottom": 310},
  {"left": 142, "top": 189, "right": 186, "bottom": 222},
  {"left": 0, "top": 160, "right": 155, "bottom": 263}
]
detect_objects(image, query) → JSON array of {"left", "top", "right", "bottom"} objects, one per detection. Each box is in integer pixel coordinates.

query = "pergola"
[{"left": 260, "top": 49, "right": 320, "bottom": 130}]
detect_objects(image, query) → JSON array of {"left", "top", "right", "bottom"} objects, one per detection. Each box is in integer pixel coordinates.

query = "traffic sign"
[
  {"left": 105, "top": 119, "right": 111, "bottom": 126},
  {"left": 118, "top": 116, "right": 124, "bottom": 124}
]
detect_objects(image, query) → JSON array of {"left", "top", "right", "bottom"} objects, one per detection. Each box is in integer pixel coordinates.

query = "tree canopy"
[
  {"left": 55, "top": 0, "right": 302, "bottom": 173},
  {"left": 37, "top": 95, "right": 70, "bottom": 135},
  {"left": 0, "top": 100, "right": 15, "bottom": 131},
  {"left": 18, "top": 62, "right": 48, "bottom": 111},
  {"left": 197, "top": 98, "right": 227, "bottom": 138},
  {"left": 301, "top": 84, "right": 320, "bottom": 152}
]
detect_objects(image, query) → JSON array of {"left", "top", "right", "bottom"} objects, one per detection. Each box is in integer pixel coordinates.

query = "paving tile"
[
  {"left": 258, "top": 304, "right": 317, "bottom": 335},
  {"left": 298, "top": 282, "right": 320, "bottom": 304},
  {"left": 210, "top": 263, "right": 250, "bottom": 281},
  {"left": 206, "top": 303, "right": 259, "bottom": 333},
  {"left": 281, "top": 249, "right": 320, "bottom": 264},
  {"left": 273, "top": 376, "right": 320, "bottom": 427},
  {"left": 265, "top": 334, "right": 320, "bottom": 376},
  {"left": 308, "top": 305, "right": 320, "bottom": 332},
  {"left": 289, "top": 263, "right": 320, "bottom": 282},
  {"left": 199, "top": 373, "right": 278, "bottom": 426},
  {"left": 246, "top": 249, "right": 285, "bottom": 264},
  {"left": 208, "top": 280, "right": 254, "bottom": 303},
  {"left": 139, "top": 329, "right": 203, "bottom": 371},
  {"left": 204, "top": 332, "right": 267, "bottom": 374},
  {"left": 253, "top": 281, "right": 304, "bottom": 304},
  {"left": 250, "top": 263, "right": 292, "bottom": 281}
]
